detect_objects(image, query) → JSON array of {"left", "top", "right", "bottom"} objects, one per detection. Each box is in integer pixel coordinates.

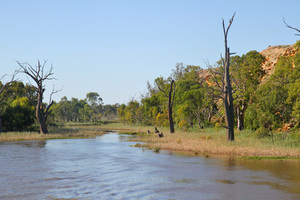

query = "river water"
[{"left": 0, "top": 132, "right": 299, "bottom": 200}]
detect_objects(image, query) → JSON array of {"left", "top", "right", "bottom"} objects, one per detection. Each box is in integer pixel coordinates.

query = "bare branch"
[
  {"left": 283, "top": 18, "right": 300, "bottom": 36},
  {"left": 0, "top": 68, "right": 20, "bottom": 102},
  {"left": 222, "top": 12, "right": 236, "bottom": 40},
  {"left": 49, "top": 85, "right": 63, "bottom": 105},
  {"left": 207, "top": 66, "right": 223, "bottom": 92}
]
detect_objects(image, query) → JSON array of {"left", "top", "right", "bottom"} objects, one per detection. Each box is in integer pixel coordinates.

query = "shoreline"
[
  {"left": 1, "top": 123, "right": 299, "bottom": 158},
  {"left": 100, "top": 124, "right": 300, "bottom": 159}
]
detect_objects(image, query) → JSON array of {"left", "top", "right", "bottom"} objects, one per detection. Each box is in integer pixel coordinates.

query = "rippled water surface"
[{"left": 0, "top": 133, "right": 299, "bottom": 200}]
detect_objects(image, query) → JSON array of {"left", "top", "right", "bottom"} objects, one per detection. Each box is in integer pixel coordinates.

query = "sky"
[{"left": 0, "top": 0, "right": 299, "bottom": 105}]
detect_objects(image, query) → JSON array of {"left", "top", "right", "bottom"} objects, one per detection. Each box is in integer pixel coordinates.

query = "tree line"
[
  {"left": 0, "top": 78, "right": 118, "bottom": 132},
  {"left": 118, "top": 16, "right": 300, "bottom": 141},
  {"left": 1, "top": 14, "right": 299, "bottom": 141},
  {"left": 118, "top": 41, "right": 300, "bottom": 138}
]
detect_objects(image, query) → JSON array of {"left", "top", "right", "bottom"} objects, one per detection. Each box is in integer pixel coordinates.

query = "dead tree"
[
  {"left": 222, "top": 13, "right": 236, "bottom": 141},
  {"left": 0, "top": 69, "right": 19, "bottom": 132},
  {"left": 156, "top": 77, "right": 176, "bottom": 133},
  {"left": 283, "top": 18, "right": 300, "bottom": 36},
  {"left": 18, "top": 60, "right": 58, "bottom": 134}
]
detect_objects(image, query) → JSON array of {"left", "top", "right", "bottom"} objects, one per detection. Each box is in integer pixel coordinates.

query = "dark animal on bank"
[
  {"left": 155, "top": 127, "right": 159, "bottom": 133},
  {"left": 147, "top": 130, "right": 150, "bottom": 134},
  {"left": 158, "top": 132, "right": 164, "bottom": 138}
]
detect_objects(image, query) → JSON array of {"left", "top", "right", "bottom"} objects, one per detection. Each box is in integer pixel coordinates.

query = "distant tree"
[
  {"left": 84, "top": 92, "right": 103, "bottom": 122},
  {"left": 140, "top": 94, "right": 162, "bottom": 125},
  {"left": 124, "top": 99, "right": 140, "bottom": 125},
  {"left": 102, "top": 104, "right": 119, "bottom": 120},
  {"left": 117, "top": 103, "right": 126, "bottom": 124},
  {"left": 52, "top": 96, "right": 71, "bottom": 122},
  {"left": 85, "top": 92, "right": 103, "bottom": 106},
  {"left": 18, "top": 60, "right": 59, "bottom": 134}
]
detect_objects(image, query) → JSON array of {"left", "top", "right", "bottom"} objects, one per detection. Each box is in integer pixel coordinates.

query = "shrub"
[{"left": 255, "top": 127, "right": 270, "bottom": 138}]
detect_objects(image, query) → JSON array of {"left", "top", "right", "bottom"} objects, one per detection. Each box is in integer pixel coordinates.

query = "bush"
[{"left": 255, "top": 127, "right": 270, "bottom": 138}]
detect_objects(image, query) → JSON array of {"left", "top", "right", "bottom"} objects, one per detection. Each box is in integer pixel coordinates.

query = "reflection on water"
[{"left": 0, "top": 133, "right": 299, "bottom": 200}]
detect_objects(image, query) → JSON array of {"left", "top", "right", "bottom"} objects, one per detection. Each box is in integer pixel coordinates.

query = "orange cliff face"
[
  {"left": 198, "top": 43, "right": 297, "bottom": 83},
  {"left": 260, "top": 44, "right": 296, "bottom": 81}
]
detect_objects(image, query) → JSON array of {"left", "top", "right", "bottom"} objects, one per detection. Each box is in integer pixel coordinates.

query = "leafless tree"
[
  {"left": 222, "top": 13, "right": 236, "bottom": 141},
  {"left": 205, "top": 13, "right": 236, "bottom": 141},
  {"left": 283, "top": 18, "right": 300, "bottom": 36},
  {"left": 17, "top": 60, "right": 59, "bottom": 134}
]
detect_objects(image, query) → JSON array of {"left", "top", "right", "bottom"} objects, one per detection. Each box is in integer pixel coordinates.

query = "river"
[{"left": 0, "top": 132, "right": 299, "bottom": 200}]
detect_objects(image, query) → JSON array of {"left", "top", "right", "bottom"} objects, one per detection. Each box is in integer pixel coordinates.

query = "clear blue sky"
[{"left": 0, "top": 0, "right": 299, "bottom": 105}]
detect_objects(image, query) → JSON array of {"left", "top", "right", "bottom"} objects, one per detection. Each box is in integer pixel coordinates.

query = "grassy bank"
[
  {"left": 100, "top": 123, "right": 300, "bottom": 158},
  {"left": 0, "top": 125, "right": 106, "bottom": 142}
]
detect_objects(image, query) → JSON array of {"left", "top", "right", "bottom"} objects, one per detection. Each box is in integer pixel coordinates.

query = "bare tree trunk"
[
  {"left": 223, "top": 14, "right": 235, "bottom": 141},
  {"left": 156, "top": 78, "right": 176, "bottom": 133},
  {"left": 168, "top": 80, "right": 175, "bottom": 133}
]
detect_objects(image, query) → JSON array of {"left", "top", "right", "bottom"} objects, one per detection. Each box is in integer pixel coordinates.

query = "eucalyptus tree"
[
  {"left": 174, "top": 65, "right": 207, "bottom": 129},
  {"left": 84, "top": 92, "right": 103, "bottom": 122},
  {"left": 231, "top": 51, "right": 265, "bottom": 130}
]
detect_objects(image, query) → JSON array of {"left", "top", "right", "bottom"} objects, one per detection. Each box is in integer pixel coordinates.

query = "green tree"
[
  {"left": 52, "top": 96, "right": 71, "bottom": 122},
  {"left": 84, "top": 92, "right": 103, "bottom": 122},
  {"left": 117, "top": 103, "right": 126, "bottom": 124},
  {"left": 140, "top": 93, "right": 163, "bottom": 125},
  {"left": 124, "top": 99, "right": 140, "bottom": 125},
  {"left": 245, "top": 48, "right": 300, "bottom": 134},
  {"left": 174, "top": 65, "right": 208, "bottom": 129},
  {"left": 0, "top": 70, "right": 19, "bottom": 131},
  {"left": 231, "top": 51, "right": 265, "bottom": 130},
  {"left": 2, "top": 97, "right": 35, "bottom": 131}
]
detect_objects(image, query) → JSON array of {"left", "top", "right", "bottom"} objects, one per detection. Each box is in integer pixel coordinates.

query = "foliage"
[
  {"left": 0, "top": 81, "right": 36, "bottom": 132},
  {"left": 246, "top": 51, "right": 300, "bottom": 131},
  {"left": 2, "top": 97, "right": 35, "bottom": 131},
  {"left": 52, "top": 93, "right": 118, "bottom": 123},
  {"left": 231, "top": 51, "right": 266, "bottom": 130}
]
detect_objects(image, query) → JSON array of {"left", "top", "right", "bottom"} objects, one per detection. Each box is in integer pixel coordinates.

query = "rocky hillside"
[
  {"left": 260, "top": 44, "right": 296, "bottom": 80},
  {"left": 199, "top": 43, "right": 297, "bottom": 83}
]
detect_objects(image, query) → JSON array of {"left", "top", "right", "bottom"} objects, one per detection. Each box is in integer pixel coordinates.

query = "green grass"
[{"left": 239, "top": 156, "right": 300, "bottom": 160}]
